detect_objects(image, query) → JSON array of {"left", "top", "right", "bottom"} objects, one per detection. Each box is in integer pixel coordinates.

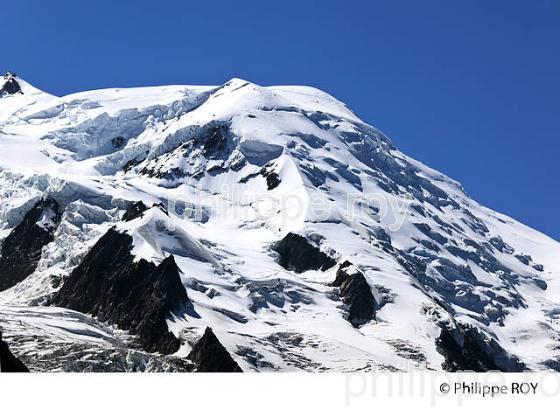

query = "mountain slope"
[{"left": 1, "top": 73, "right": 559, "bottom": 372}]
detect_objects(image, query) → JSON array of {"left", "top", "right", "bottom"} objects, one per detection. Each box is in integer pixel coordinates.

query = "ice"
[{"left": 1, "top": 74, "right": 559, "bottom": 371}]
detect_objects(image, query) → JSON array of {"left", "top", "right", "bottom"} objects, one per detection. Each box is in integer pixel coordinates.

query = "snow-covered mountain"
[{"left": 1, "top": 72, "right": 559, "bottom": 372}]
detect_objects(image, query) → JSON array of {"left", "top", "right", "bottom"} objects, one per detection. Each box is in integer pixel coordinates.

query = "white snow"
[{"left": 1, "top": 74, "right": 560, "bottom": 371}]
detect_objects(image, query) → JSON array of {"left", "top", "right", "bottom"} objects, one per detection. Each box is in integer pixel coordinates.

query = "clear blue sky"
[{"left": 2, "top": 0, "right": 559, "bottom": 239}]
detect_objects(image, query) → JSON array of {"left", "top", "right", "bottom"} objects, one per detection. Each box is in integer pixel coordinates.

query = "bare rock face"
[
  {"left": 331, "top": 261, "right": 376, "bottom": 327},
  {"left": 122, "top": 201, "right": 149, "bottom": 222},
  {"left": 1, "top": 72, "right": 23, "bottom": 96},
  {"left": 0, "top": 331, "right": 29, "bottom": 373},
  {"left": 436, "top": 323, "right": 526, "bottom": 372},
  {"left": 0, "top": 198, "right": 61, "bottom": 291},
  {"left": 52, "top": 228, "right": 188, "bottom": 354},
  {"left": 273, "top": 233, "right": 336, "bottom": 273},
  {"left": 260, "top": 163, "right": 281, "bottom": 190},
  {"left": 187, "top": 327, "right": 242, "bottom": 372}
]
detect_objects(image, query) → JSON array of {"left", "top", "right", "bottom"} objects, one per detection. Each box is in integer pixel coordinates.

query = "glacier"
[{"left": 1, "top": 73, "right": 560, "bottom": 372}]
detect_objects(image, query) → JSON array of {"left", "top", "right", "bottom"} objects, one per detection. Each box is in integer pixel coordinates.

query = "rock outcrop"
[
  {"left": 1, "top": 72, "right": 23, "bottom": 96},
  {"left": 0, "top": 198, "right": 61, "bottom": 291},
  {"left": 436, "top": 323, "right": 526, "bottom": 372},
  {"left": 331, "top": 261, "right": 376, "bottom": 327},
  {"left": 0, "top": 331, "right": 29, "bottom": 372},
  {"left": 52, "top": 228, "right": 188, "bottom": 354},
  {"left": 187, "top": 327, "right": 242, "bottom": 372},
  {"left": 273, "top": 233, "right": 336, "bottom": 273},
  {"left": 260, "top": 163, "right": 281, "bottom": 190},
  {"left": 122, "top": 200, "right": 149, "bottom": 222}
]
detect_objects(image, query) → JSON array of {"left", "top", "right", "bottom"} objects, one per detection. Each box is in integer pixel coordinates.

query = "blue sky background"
[{"left": 2, "top": 0, "right": 559, "bottom": 239}]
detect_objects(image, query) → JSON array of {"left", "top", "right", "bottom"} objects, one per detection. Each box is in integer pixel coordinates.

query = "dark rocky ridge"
[
  {"left": 187, "top": 327, "right": 242, "bottom": 372},
  {"left": 331, "top": 261, "right": 376, "bottom": 327},
  {"left": 0, "top": 198, "right": 61, "bottom": 291},
  {"left": 52, "top": 228, "right": 188, "bottom": 354},
  {"left": 0, "top": 331, "right": 29, "bottom": 372},
  {"left": 436, "top": 323, "right": 526, "bottom": 372},
  {"left": 273, "top": 233, "right": 336, "bottom": 273}
]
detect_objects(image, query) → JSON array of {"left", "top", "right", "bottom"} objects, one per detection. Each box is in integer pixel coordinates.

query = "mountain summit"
[
  {"left": 0, "top": 77, "right": 559, "bottom": 372},
  {"left": 1, "top": 72, "right": 23, "bottom": 96}
]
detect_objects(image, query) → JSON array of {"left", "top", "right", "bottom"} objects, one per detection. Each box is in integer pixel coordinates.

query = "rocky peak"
[
  {"left": 1, "top": 71, "right": 23, "bottom": 96},
  {"left": 187, "top": 327, "right": 242, "bottom": 372},
  {"left": 51, "top": 228, "right": 189, "bottom": 354}
]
